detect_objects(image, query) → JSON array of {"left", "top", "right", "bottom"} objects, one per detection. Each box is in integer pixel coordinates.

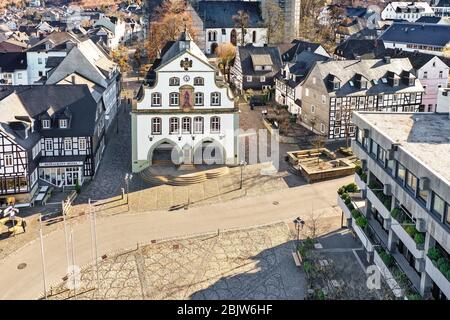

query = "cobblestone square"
[{"left": 47, "top": 223, "right": 307, "bottom": 300}]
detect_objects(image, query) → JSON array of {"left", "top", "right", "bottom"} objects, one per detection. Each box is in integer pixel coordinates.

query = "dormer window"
[
  {"left": 59, "top": 119, "right": 68, "bottom": 129},
  {"left": 409, "top": 78, "right": 415, "bottom": 86},
  {"left": 42, "top": 119, "right": 50, "bottom": 129},
  {"left": 333, "top": 82, "right": 340, "bottom": 90},
  {"left": 361, "top": 81, "right": 367, "bottom": 89},
  {"left": 393, "top": 79, "right": 399, "bottom": 86}
]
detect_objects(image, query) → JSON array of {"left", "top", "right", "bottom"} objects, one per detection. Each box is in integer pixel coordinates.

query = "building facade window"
[
  {"left": 405, "top": 171, "right": 418, "bottom": 194},
  {"left": 211, "top": 92, "right": 220, "bottom": 106},
  {"left": 42, "top": 119, "right": 50, "bottom": 129},
  {"left": 210, "top": 116, "right": 220, "bottom": 133},
  {"left": 169, "top": 77, "right": 180, "bottom": 86},
  {"left": 4, "top": 154, "right": 13, "bottom": 167},
  {"left": 432, "top": 193, "right": 445, "bottom": 219},
  {"left": 169, "top": 92, "right": 179, "bottom": 106},
  {"left": 246, "top": 76, "right": 252, "bottom": 82},
  {"left": 260, "top": 76, "right": 265, "bottom": 82},
  {"left": 371, "top": 140, "right": 378, "bottom": 158},
  {"left": 151, "top": 93, "right": 161, "bottom": 106},
  {"left": 311, "top": 105, "right": 315, "bottom": 113},
  {"left": 151, "top": 118, "right": 162, "bottom": 135},
  {"left": 182, "top": 117, "right": 191, "bottom": 134},
  {"left": 64, "top": 138, "right": 72, "bottom": 151},
  {"left": 396, "top": 163, "right": 406, "bottom": 184},
  {"left": 169, "top": 117, "right": 179, "bottom": 134},
  {"left": 320, "top": 123, "right": 325, "bottom": 133},
  {"left": 59, "top": 119, "right": 67, "bottom": 128},
  {"left": 45, "top": 139, "right": 53, "bottom": 151},
  {"left": 79, "top": 138, "right": 87, "bottom": 150},
  {"left": 194, "top": 92, "right": 204, "bottom": 106},
  {"left": 194, "top": 77, "right": 204, "bottom": 86},
  {"left": 193, "top": 117, "right": 204, "bottom": 134}
]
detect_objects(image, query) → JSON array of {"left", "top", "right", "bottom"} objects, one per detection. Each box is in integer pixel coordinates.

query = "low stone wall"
[{"left": 300, "top": 160, "right": 356, "bottom": 183}]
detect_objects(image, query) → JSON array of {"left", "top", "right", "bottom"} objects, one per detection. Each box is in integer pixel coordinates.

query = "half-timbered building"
[
  {"left": 0, "top": 85, "right": 104, "bottom": 205},
  {"left": 299, "top": 57, "right": 425, "bottom": 140}
]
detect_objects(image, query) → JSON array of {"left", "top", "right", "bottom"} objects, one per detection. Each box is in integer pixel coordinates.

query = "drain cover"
[
  {"left": 273, "top": 201, "right": 279, "bottom": 205},
  {"left": 17, "top": 263, "right": 27, "bottom": 270}
]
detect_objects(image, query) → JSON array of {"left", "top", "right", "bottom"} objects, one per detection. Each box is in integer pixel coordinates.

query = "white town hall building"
[{"left": 132, "top": 31, "right": 240, "bottom": 173}]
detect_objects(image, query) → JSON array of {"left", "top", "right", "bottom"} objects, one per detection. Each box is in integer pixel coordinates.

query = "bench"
[
  {"left": 292, "top": 251, "right": 303, "bottom": 267},
  {"left": 14, "top": 203, "right": 31, "bottom": 208}
]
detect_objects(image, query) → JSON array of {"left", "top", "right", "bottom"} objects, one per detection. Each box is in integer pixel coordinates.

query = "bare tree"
[
  {"left": 232, "top": 10, "right": 250, "bottom": 46},
  {"left": 146, "top": 0, "right": 199, "bottom": 61},
  {"left": 215, "top": 43, "right": 236, "bottom": 82},
  {"left": 311, "top": 135, "right": 325, "bottom": 164},
  {"left": 262, "top": 0, "right": 285, "bottom": 44}
]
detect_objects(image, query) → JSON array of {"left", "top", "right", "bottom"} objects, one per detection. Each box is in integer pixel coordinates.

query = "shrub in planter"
[
  {"left": 337, "top": 186, "right": 346, "bottom": 196},
  {"left": 446, "top": 270, "right": 450, "bottom": 281},
  {"left": 383, "top": 198, "right": 391, "bottom": 209},
  {"left": 391, "top": 208, "right": 401, "bottom": 220},
  {"left": 344, "top": 198, "right": 352, "bottom": 207},
  {"left": 303, "top": 261, "right": 313, "bottom": 275},
  {"left": 414, "top": 233, "right": 425, "bottom": 245},
  {"left": 351, "top": 209, "right": 361, "bottom": 219},
  {"left": 403, "top": 224, "right": 417, "bottom": 238},
  {"left": 379, "top": 250, "right": 394, "bottom": 267},
  {"left": 345, "top": 183, "right": 358, "bottom": 193},
  {"left": 355, "top": 165, "right": 362, "bottom": 175},
  {"left": 428, "top": 247, "right": 441, "bottom": 261},
  {"left": 356, "top": 216, "right": 368, "bottom": 229},
  {"left": 406, "top": 293, "right": 421, "bottom": 300},
  {"left": 437, "top": 259, "right": 449, "bottom": 275},
  {"left": 347, "top": 202, "right": 355, "bottom": 211}
]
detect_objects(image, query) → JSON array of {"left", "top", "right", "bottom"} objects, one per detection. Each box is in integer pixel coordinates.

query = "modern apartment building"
[{"left": 338, "top": 111, "right": 450, "bottom": 300}]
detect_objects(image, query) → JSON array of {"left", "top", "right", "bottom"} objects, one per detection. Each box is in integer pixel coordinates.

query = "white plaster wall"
[
  {"left": 136, "top": 113, "right": 237, "bottom": 163},
  {"left": 204, "top": 28, "right": 267, "bottom": 54}
]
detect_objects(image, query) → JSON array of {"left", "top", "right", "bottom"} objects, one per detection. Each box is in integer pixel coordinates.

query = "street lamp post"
[
  {"left": 239, "top": 160, "right": 247, "bottom": 190},
  {"left": 125, "top": 173, "right": 133, "bottom": 210},
  {"left": 39, "top": 214, "right": 47, "bottom": 300},
  {"left": 293, "top": 217, "right": 305, "bottom": 244}
]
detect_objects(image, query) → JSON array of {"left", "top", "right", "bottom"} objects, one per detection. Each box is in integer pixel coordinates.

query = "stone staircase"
[{"left": 139, "top": 166, "right": 230, "bottom": 186}]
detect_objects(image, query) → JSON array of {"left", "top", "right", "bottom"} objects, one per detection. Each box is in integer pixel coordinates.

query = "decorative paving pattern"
[{"left": 46, "top": 223, "right": 307, "bottom": 300}]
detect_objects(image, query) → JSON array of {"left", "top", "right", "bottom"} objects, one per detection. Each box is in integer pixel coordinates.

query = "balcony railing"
[
  {"left": 426, "top": 248, "right": 450, "bottom": 298},
  {"left": 390, "top": 208, "right": 425, "bottom": 258},
  {"left": 366, "top": 188, "right": 391, "bottom": 219}
]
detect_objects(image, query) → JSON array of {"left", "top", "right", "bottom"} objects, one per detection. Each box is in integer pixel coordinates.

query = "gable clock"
[{"left": 183, "top": 75, "right": 190, "bottom": 82}]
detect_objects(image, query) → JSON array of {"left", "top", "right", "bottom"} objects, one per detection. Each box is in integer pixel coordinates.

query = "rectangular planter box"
[
  {"left": 373, "top": 250, "right": 404, "bottom": 298},
  {"left": 352, "top": 218, "right": 374, "bottom": 252},
  {"left": 366, "top": 188, "right": 391, "bottom": 220},
  {"left": 355, "top": 173, "right": 366, "bottom": 190},
  {"left": 425, "top": 256, "right": 450, "bottom": 298},
  {"left": 337, "top": 194, "right": 352, "bottom": 219},
  {"left": 390, "top": 217, "right": 424, "bottom": 259}
]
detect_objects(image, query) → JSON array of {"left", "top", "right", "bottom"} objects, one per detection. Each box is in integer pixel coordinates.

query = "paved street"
[
  {"left": 47, "top": 223, "right": 306, "bottom": 300},
  {"left": 0, "top": 175, "right": 352, "bottom": 300}
]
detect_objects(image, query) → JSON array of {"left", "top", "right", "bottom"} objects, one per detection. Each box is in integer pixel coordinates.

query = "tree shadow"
[{"left": 186, "top": 240, "right": 307, "bottom": 300}]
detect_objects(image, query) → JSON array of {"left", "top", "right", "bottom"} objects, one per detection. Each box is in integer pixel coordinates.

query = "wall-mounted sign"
[{"left": 40, "top": 161, "right": 83, "bottom": 167}]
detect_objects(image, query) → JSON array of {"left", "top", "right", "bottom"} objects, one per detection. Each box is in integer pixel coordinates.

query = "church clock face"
[{"left": 183, "top": 75, "right": 190, "bottom": 82}]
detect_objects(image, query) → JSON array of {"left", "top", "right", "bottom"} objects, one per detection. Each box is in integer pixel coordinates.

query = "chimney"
[
  {"left": 384, "top": 56, "right": 391, "bottom": 64},
  {"left": 71, "top": 75, "right": 76, "bottom": 84}
]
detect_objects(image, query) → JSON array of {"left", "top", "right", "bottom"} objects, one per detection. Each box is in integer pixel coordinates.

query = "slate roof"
[
  {"left": 0, "top": 85, "right": 98, "bottom": 148},
  {"left": 237, "top": 45, "right": 282, "bottom": 77},
  {"left": 434, "top": 0, "right": 450, "bottom": 7},
  {"left": 195, "top": 1, "right": 264, "bottom": 28},
  {"left": 380, "top": 22, "right": 450, "bottom": 47},
  {"left": 312, "top": 58, "right": 424, "bottom": 97},
  {"left": 0, "top": 52, "right": 27, "bottom": 72},
  {"left": 335, "top": 39, "right": 386, "bottom": 59},
  {"left": 280, "top": 40, "right": 324, "bottom": 62},
  {"left": 415, "top": 16, "right": 443, "bottom": 23},
  {"left": 376, "top": 48, "right": 450, "bottom": 69},
  {"left": 276, "top": 51, "right": 329, "bottom": 87}
]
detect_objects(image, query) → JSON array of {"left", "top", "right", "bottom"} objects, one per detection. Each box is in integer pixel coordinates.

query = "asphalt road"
[{"left": 0, "top": 176, "right": 352, "bottom": 300}]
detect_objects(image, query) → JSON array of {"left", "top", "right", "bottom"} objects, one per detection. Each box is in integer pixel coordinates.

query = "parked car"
[{"left": 249, "top": 97, "right": 265, "bottom": 110}]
